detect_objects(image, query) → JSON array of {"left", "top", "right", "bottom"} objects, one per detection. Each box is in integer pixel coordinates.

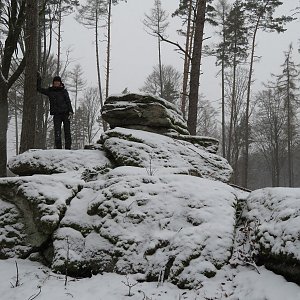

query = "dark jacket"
[{"left": 37, "top": 77, "right": 73, "bottom": 115}]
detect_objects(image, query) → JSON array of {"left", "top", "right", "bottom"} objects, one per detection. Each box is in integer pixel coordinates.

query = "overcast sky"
[{"left": 60, "top": 0, "right": 299, "bottom": 108}]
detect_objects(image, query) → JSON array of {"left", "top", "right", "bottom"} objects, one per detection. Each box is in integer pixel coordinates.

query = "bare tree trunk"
[
  {"left": 181, "top": 0, "right": 193, "bottom": 119},
  {"left": 221, "top": 5, "right": 226, "bottom": 158},
  {"left": 158, "top": 36, "right": 163, "bottom": 98},
  {"left": 105, "top": 0, "right": 112, "bottom": 100},
  {"left": 20, "top": 0, "right": 38, "bottom": 153},
  {"left": 285, "top": 50, "right": 293, "bottom": 187},
  {"left": 36, "top": 9, "right": 45, "bottom": 149},
  {"left": 14, "top": 90, "right": 19, "bottom": 155},
  {"left": 0, "top": 84, "right": 9, "bottom": 177},
  {"left": 187, "top": 0, "right": 207, "bottom": 135},
  {"left": 227, "top": 47, "right": 237, "bottom": 164},
  {"left": 156, "top": 4, "right": 164, "bottom": 99},
  {"left": 56, "top": 0, "right": 62, "bottom": 75},
  {"left": 243, "top": 1, "right": 269, "bottom": 187},
  {"left": 95, "top": 8, "right": 107, "bottom": 131}
]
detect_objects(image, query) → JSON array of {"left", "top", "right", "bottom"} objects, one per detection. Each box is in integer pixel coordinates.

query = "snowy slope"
[{"left": 1, "top": 259, "right": 300, "bottom": 300}]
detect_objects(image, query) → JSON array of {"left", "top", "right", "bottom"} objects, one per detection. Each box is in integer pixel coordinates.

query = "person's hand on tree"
[{"left": 68, "top": 112, "right": 73, "bottom": 120}]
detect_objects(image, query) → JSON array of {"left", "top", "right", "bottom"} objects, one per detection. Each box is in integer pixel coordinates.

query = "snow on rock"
[
  {"left": 51, "top": 169, "right": 237, "bottom": 288},
  {"left": 165, "top": 132, "right": 219, "bottom": 154},
  {"left": 0, "top": 174, "right": 83, "bottom": 259},
  {"left": 244, "top": 187, "right": 300, "bottom": 284},
  {"left": 0, "top": 199, "right": 30, "bottom": 258},
  {"left": 102, "top": 93, "right": 190, "bottom": 135},
  {"left": 8, "top": 149, "right": 112, "bottom": 176},
  {"left": 101, "top": 127, "right": 232, "bottom": 182}
]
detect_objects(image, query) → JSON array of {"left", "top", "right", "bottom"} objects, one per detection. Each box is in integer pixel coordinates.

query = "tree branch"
[
  {"left": 156, "top": 32, "right": 192, "bottom": 61},
  {"left": 7, "top": 57, "right": 26, "bottom": 89}
]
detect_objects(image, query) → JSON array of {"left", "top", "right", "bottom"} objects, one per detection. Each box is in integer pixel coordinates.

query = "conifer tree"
[{"left": 242, "top": 0, "right": 294, "bottom": 187}]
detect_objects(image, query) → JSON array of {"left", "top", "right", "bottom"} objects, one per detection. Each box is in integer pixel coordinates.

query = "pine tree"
[
  {"left": 220, "top": 0, "right": 248, "bottom": 164},
  {"left": 242, "top": 0, "right": 294, "bottom": 187},
  {"left": 275, "top": 44, "right": 299, "bottom": 186},
  {"left": 214, "top": 0, "right": 230, "bottom": 157}
]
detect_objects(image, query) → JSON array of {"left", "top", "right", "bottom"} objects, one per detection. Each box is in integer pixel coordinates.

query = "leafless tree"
[{"left": 143, "top": 0, "right": 169, "bottom": 99}]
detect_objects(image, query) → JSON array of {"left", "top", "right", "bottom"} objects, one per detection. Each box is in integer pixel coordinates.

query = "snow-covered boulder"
[
  {"left": 8, "top": 149, "right": 112, "bottom": 176},
  {"left": 244, "top": 188, "right": 300, "bottom": 284},
  {"left": 165, "top": 132, "right": 219, "bottom": 154},
  {"left": 102, "top": 93, "right": 190, "bottom": 135},
  {"left": 51, "top": 168, "right": 237, "bottom": 288},
  {"left": 101, "top": 127, "right": 232, "bottom": 182},
  {"left": 0, "top": 174, "right": 83, "bottom": 259}
]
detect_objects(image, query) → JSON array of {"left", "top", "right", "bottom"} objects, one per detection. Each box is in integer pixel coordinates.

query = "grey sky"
[{"left": 60, "top": 0, "right": 300, "bottom": 108}]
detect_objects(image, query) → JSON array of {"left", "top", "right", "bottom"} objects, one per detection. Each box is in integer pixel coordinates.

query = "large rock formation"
[
  {"left": 102, "top": 93, "right": 189, "bottom": 135},
  {"left": 52, "top": 169, "right": 237, "bottom": 287},
  {"left": 101, "top": 93, "right": 219, "bottom": 153},
  {"left": 101, "top": 127, "right": 232, "bottom": 183},
  {"left": 0, "top": 119, "right": 234, "bottom": 288},
  {"left": 244, "top": 188, "right": 300, "bottom": 284}
]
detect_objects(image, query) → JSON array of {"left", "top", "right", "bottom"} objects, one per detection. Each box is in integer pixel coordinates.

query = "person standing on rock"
[{"left": 37, "top": 74, "right": 74, "bottom": 149}]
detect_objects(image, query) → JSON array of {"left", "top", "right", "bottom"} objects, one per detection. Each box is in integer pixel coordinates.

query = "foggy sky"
[{"left": 62, "top": 0, "right": 299, "bottom": 110}]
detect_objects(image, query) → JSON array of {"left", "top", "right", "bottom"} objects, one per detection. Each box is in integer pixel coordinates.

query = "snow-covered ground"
[{"left": 1, "top": 259, "right": 300, "bottom": 300}]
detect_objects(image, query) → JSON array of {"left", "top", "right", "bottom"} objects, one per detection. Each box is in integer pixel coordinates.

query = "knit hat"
[{"left": 52, "top": 76, "right": 62, "bottom": 84}]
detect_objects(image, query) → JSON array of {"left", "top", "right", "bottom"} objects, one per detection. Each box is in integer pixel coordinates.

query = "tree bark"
[
  {"left": 286, "top": 51, "right": 293, "bottom": 187},
  {"left": 221, "top": 5, "right": 226, "bottom": 158},
  {"left": 105, "top": 0, "right": 112, "bottom": 100},
  {"left": 56, "top": 0, "right": 62, "bottom": 74},
  {"left": 95, "top": 8, "right": 107, "bottom": 131},
  {"left": 14, "top": 90, "right": 19, "bottom": 155},
  {"left": 181, "top": 0, "right": 193, "bottom": 119},
  {"left": 0, "top": 84, "right": 9, "bottom": 177},
  {"left": 187, "top": 0, "right": 207, "bottom": 135},
  {"left": 20, "top": 0, "right": 39, "bottom": 153}
]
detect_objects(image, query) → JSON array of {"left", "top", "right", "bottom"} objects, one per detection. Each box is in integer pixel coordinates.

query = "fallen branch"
[{"left": 27, "top": 286, "right": 42, "bottom": 300}]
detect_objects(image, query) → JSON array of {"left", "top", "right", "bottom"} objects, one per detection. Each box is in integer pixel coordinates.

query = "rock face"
[
  {"left": 0, "top": 175, "right": 83, "bottom": 260},
  {"left": 102, "top": 93, "right": 190, "bottom": 135},
  {"left": 244, "top": 188, "right": 300, "bottom": 284},
  {"left": 52, "top": 168, "right": 237, "bottom": 287},
  {"left": 101, "top": 127, "right": 232, "bottom": 183}
]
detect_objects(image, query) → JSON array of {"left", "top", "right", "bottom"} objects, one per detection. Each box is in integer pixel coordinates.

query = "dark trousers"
[{"left": 53, "top": 113, "right": 71, "bottom": 149}]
